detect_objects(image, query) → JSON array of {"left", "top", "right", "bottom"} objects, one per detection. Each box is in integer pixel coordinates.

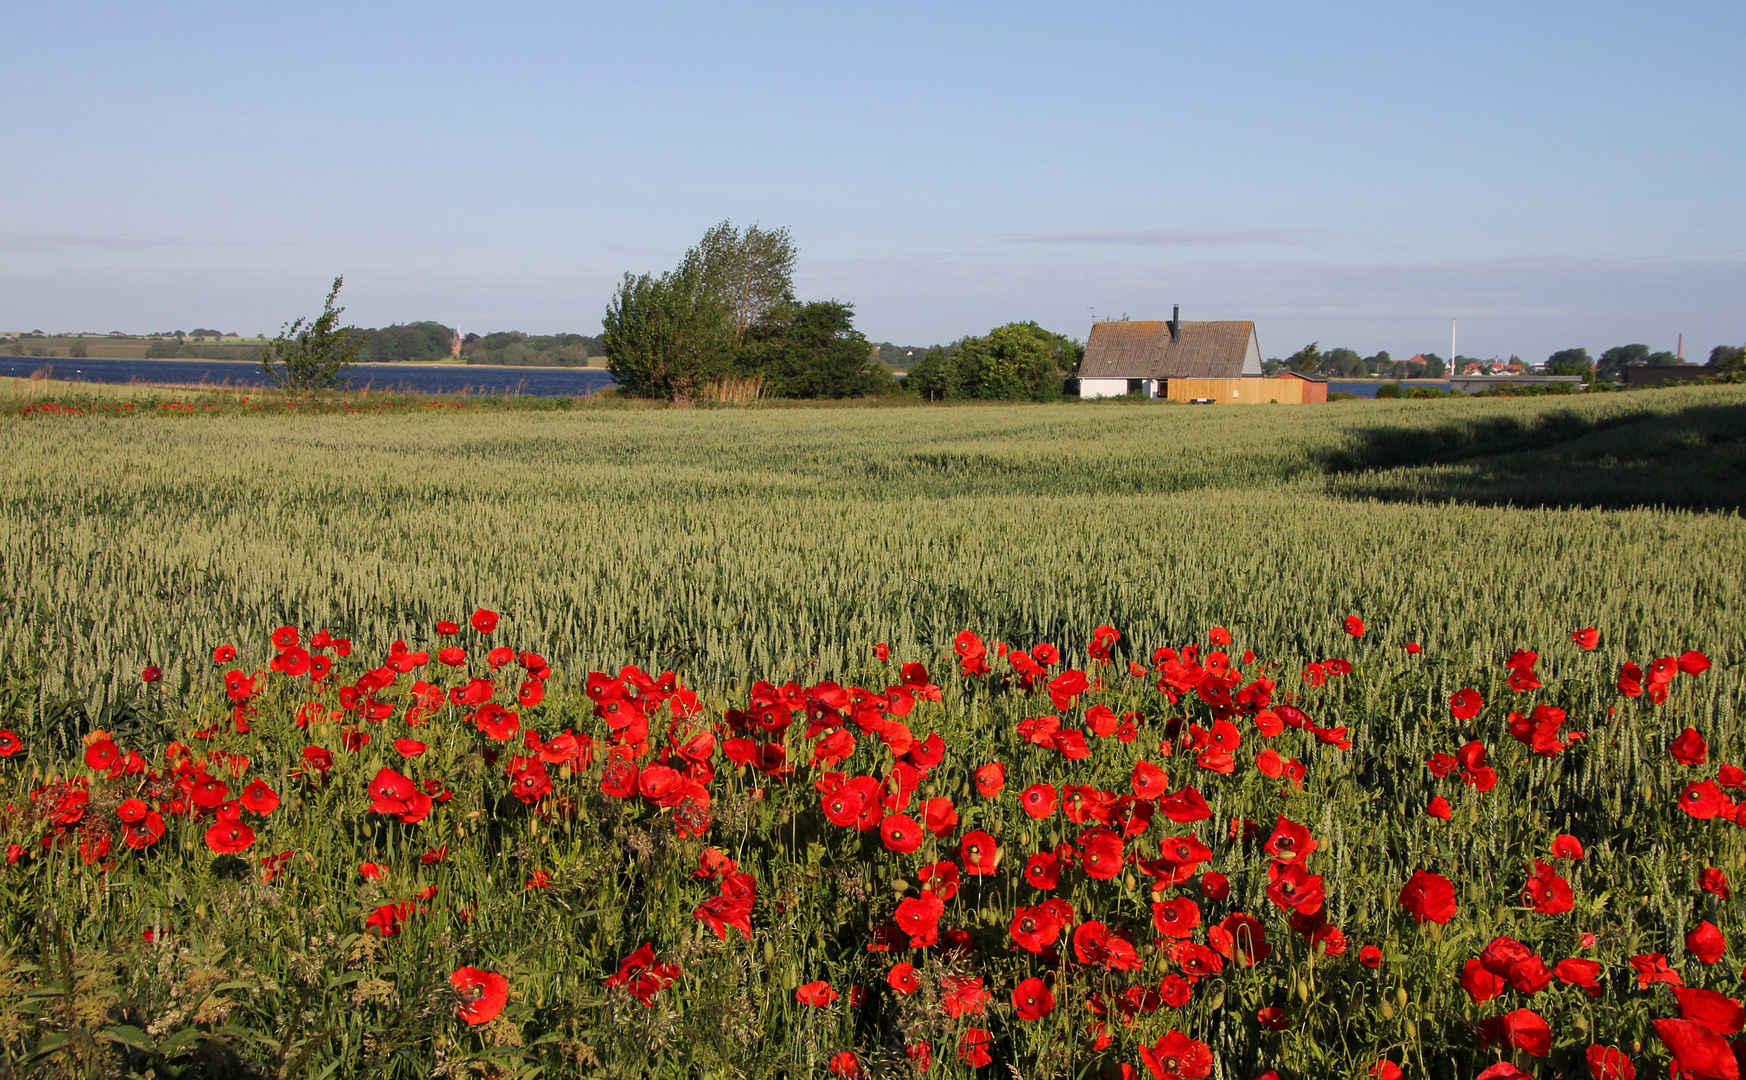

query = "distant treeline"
[
  {"left": 462, "top": 331, "right": 604, "bottom": 367},
  {"left": 145, "top": 322, "right": 607, "bottom": 367}
]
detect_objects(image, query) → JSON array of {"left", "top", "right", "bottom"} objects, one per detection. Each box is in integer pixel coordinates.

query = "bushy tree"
[
  {"left": 902, "top": 323, "right": 1081, "bottom": 401},
  {"left": 259, "top": 277, "right": 362, "bottom": 391},
  {"left": 1288, "top": 342, "right": 1322, "bottom": 373},
  {"left": 738, "top": 299, "right": 894, "bottom": 398},
  {"left": 601, "top": 266, "right": 734, "bottom": 403},
  {"left": 1709, "top": 344, "right": 1745, "bottom": 372},
  {"left": 1598, "top": 343, "right": 1651, "bottom": 377},
  {"left": 1546, "top": 347, "right": 1592, "bottom": 376}
]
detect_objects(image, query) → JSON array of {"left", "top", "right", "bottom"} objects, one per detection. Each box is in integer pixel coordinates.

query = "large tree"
[
  {"left": 600, "top": 266, "right": 734, "bottom": 403},
  {"left": 681, "top": 220, "right": 797, "bottom": 343}
]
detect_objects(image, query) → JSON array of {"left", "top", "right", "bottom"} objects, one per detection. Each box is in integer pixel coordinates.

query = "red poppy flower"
[
  {"left": 1156, "top": 786, "right": 1212, "bottom": 824},
  {"left": 1020, "top": 783, "right": 1058, "bottom": 819},
  {"left": 1474, "top": 1066, "right": 1530, "bottom": 1080},
  {"left": 894, "top": 891, "right": 944, "bottom": 947},
  {"left": 1265, "top": 861, "right": 1324, "bottom": 915},
  {"left": 1679, "top": 780, "right": 1736, "bottom": 820},
  {"left": 920, "top": 796, "right": 957, "bottom": 836},
  {"left": 1551, "top": 833, "right": 1584, "bottom": 859},
  {"left": 1674, "top": 986, "right": 1746, "bottom": 1036},
  {"left": 1360, "top": 945, "right": 1383, "bottom": 968},
  {"left": 84, "top": 739, "right": 120, "bottom": 772},
  {"left": 1670, "top": 728, "right": 1710, "bottom": 765},
  {"left": 211, "top": 644, "right": 238, "bottom": 663},
  {"left": 1523, "top": 860, "right": 1574, "bottom": 914},
  {"left": 879, "top": 813, "right": 923, "bottom": 854},
  {"left": 795, "top": 981, "right": 837, "bottom": 1007},
  {"left": 1424, "top": 796, "right": 1452, "bottom": 820},
  {"left": 239, "top": 779, "right": 279, "bottom": 815},
  {"left": 300, "top": 745, "right": 333, "bottom": 772},
  {"left": 0, "top": 729, "right": 19, "bottom": 757},
  {"left": 1208, "top": 626, "right": 1231, "bottom": 645},
  {"left": 1687, "top": 921, "right": 1728, "bottom": 966},
  {"left": 974, "top": 762, "right": 1004, "bottom": 797},
  {"left": 1151, "top": 897, "right": 1201, "bottom": 939},
  {"left": 917, "top": 861, "right": 959, "bottom": 900},
  {"left": 469, "top": 608, "right": 498, "bottom": 634},
  {"left": 451, "top": 967, "right": 509, "bottom": 1024},
  {"left": 960, "top": 831, "right": 998, "bottom": 875},
  {"left": 1343, "top": 615, "right": 1365, "bottom": 637},
  {"left": 1460, "top": 958, "right": 1505, "bottom": 1003},
  {"left": 1139, "top": 1029, "right": 1214, "bottom": 1080},
  {"left": 1630, "top": 953, "right": 1683, "bottom": 988},
  {"left": 941, "top": 974, "right": 989, "bottom": 1018},
  {"left": 436, "top": 647, "right": 466, "bottom": 667},
  {"left": 1398, "top": 869, "right": 1456, "bottom": 924},
  {"left": 1555, "top": 957, "right": 1602, "bottom": 996},
  {"left": 1204, "top": 912, "right": 1270, "bottom": 965},
  {"left": 1702, "top": 868, "right": 1732, "bottom": 899},
  {"left": 1011, "top": 976, "right": 1054, "bottom": 1020},
  {"left": 887, "top": 961, "right": 919, "bottom": 994},
  {"left": 272, "top": 626, "right": 299, "bottom": 649},
  {"left": 1200, "top": 871, "right": 1230, "bottom": 900},
  {"left": 1653, "top": 1018, "right": 1738, "bottom": 1079},
  {"left": 957, "top": 1028, "right": 992, "bottom": 1068},
  {"left": 204, "top": 820, "right": 255, "bottom": 854},
  {"left": 1045, "top": 669, "right": 1089, "bottom": 709},
  {"left": 1024, "top": 851, "right": 1061, "bottom": 890},
  {"left": 1584, "top": 1045, "right": 1634, "bottom": 1080},
  {"left": 1076, "top": 921, "right": 1144, "bottom": 971},
  {"left": 1078, "top": 828, "right": 1123, "bottom": 880},
  {"left": 1680, "top": 650, "right": 1713, "bottom": 675},
  {"left": 1450, "top": 688, "right": 1484, "bottom": 720},
  {"left": 1479, "top": 1008, "right": 1551, "bottom": 1057},
  {"left": 1263, "top": 814, "right": 1317, "bottom": 862},
  {"left": 122, "top": 812, "right": 166, "bottom": 849}
]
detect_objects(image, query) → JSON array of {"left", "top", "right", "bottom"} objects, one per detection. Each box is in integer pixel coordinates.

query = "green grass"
[{"left": 0, "top": 385, "right": 1742, "bottom": 1078}]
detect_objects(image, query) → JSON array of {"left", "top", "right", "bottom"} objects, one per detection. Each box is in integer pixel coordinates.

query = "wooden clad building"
[{"left": 1076, "top": 310, "right": 1323, "bottom": 403}]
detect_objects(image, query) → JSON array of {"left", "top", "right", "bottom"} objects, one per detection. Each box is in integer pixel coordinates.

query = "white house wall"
[
  {"left": 1242, "top": 329, "right": 1263, "bottom": 376},
  {"left": 1078, "top": 378, "right": 1137, "bottom": 399}
]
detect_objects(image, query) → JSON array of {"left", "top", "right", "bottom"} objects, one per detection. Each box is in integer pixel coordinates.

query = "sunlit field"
[{"left": 1, "top": 385, "right": 1743, "bottom": 1078}]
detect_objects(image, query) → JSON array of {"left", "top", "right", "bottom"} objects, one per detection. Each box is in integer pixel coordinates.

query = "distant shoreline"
[{"left": 0, "top": 354, "right": 608, "bottom": 374}]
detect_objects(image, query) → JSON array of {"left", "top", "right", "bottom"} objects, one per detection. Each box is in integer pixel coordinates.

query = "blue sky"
[{"left": 3, "top": 0, "right": 1742, "bottom": 361}]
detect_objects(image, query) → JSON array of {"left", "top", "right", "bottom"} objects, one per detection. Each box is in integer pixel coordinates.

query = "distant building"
[
  {"left": 1623, "top": 366, "right": 1708, "bottom": 387},
  {"left": 1075, "top": 309, "right": 1323, "bottom": 403}
]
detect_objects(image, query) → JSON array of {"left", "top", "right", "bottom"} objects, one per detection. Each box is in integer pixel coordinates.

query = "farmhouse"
[{"left": 1075, "top": 310, "right": 1326, "bottom": 403}]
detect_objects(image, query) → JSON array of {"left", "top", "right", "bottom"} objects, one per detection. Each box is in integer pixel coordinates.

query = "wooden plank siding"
[{"left": 1164, "top": 377, "right": 1311, "bottom": 404}]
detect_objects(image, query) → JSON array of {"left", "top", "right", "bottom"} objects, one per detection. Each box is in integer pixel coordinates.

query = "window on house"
[{"left": 1127, "top": 379, "right": 1146, "bottom": 396}]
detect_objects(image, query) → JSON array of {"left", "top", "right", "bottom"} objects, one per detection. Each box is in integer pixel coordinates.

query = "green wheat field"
[{"left": 0, "top": 382, "right": 1742, "bottom": 1079}]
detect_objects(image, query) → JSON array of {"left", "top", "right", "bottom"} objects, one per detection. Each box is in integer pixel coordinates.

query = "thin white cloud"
[
  {"left": 999, "top": 229, "right": 1327, "bottom": 248},
  {"left": 0, "top": 233, "right": 274, "bottom": 254}
]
